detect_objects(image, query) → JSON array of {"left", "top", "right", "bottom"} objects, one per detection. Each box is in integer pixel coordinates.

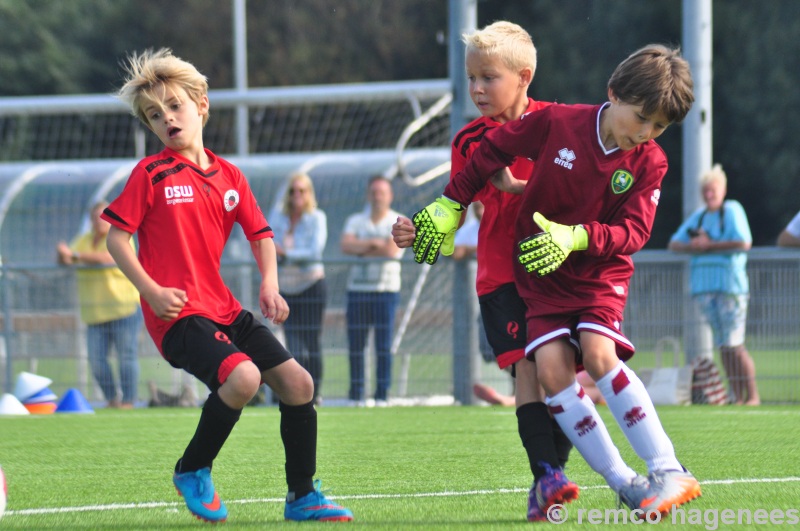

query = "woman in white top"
[{"left": 270, "top": 172, "right": 328, "bottom": 404}]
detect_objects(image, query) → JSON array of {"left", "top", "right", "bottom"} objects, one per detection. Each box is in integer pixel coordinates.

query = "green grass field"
[{"left": 1, "top": 405, "right": 799, "bottom": 529}]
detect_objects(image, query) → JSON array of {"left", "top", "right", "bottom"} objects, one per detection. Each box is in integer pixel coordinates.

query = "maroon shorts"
[{"left": 522, "top": 300, "right": 635, "bottom": 366}]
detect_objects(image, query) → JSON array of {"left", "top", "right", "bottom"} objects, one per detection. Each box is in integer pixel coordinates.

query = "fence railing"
[{"left": 2, "top": 248, "right": 799, "bottom": 405}]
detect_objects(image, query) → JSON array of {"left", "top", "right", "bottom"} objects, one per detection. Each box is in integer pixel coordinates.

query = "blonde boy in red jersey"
[
  {"left": 412, "top": 44, "right": 701, "bottom": 515},
  {"left": 393, "top": 22, "right": 578, "bottom": 521},
  {"left": 102, "top": 49, "right": 352, "bottom": 524}
]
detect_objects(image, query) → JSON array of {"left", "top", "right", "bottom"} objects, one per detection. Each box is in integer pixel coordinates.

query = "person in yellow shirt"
[{"left": 57, "top": 201, "right": 142, "bottom": 408}]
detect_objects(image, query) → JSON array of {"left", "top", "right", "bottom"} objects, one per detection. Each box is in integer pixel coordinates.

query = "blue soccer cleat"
[
  {"left": 534, "top": 462, "right": 579, "bottom": 512},
  {"left": 173, "top": 467, "right": 228, "bottom": 523},
  {"left": 527, "top": 486, "right": 547, "bottom": 522},
  {"left": 284, "top": 479, "right": 354, "bottom": 522}
]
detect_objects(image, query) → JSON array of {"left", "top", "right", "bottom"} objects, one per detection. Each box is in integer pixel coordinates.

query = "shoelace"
[
  {"left": 191, "top": 470, "right": 208, "bottom": 498},
  {"left": 310, "top": 479, "right": 341, "bottom": 505}
]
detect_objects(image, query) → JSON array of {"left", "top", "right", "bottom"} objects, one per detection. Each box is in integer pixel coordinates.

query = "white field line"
[{"left": 7, "top": 476, "right": 800, "bottom": 517}]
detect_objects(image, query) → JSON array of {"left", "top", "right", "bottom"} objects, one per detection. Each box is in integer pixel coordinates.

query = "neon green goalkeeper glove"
[
  {"left": 412, "top": 196, "right": 465, "bottom": 264},
  {"left": 517, "top": 212, "right": 588, "bottom": 277}
]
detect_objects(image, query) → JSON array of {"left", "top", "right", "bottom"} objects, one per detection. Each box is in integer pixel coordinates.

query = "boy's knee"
[
  {"left": 222, "top": 360, "right": 262, "bottom": 401},
  {"left": 264, "top": 360, "right": 314, "bottom": 405},
  {"left": 292, "top": 367, "right": 315, "bottom": 400}
]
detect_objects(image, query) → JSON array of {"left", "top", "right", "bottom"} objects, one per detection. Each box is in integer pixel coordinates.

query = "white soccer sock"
[
  {"left": 596, "top": 361, "right": 683, "bottom": 473},
  {"left": 546, "top": 381, "right": 637, "bottom": 490}
]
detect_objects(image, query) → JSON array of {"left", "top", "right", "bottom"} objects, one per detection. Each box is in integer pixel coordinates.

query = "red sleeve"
[
  {"left": 101, "top": 163, "right": 153, "bottom": 233},
  {"left": 444, "top": 108, "right": 551, "bottom": 205}
]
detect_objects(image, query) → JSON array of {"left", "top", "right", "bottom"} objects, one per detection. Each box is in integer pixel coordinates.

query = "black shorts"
[
  {"left": 478, "top": 283, "right": 527, "bottom": 369},
  {"left": 162, "top": 310, "right": 292, "bottom": 392}
]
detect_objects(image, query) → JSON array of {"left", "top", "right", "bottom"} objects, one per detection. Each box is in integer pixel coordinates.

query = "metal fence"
[{"left": 2, "top": 248, "right": 799, "bottom": 406}]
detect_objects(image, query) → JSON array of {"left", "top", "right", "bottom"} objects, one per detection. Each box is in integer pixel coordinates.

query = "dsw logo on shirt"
[{"left": 165, "top": 185, "right": 195, "bottom": 205}]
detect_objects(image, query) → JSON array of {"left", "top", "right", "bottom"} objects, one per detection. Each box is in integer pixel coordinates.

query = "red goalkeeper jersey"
[
  {"left": 444, "top": 103, "right": 667, "bottom": 312},
  {"left": 102, "top": 147, "right": 273, "bottom": 353},
  {"left": 451, "top": 98, "right": 551, "bottom": 296}
]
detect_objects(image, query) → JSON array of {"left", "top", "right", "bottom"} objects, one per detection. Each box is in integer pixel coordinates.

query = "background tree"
[{"left": 0, "top": 0, "right": 797, "bottom": 245}]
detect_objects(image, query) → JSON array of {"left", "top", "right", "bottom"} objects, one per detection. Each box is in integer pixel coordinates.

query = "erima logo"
[
  {"left": 165, "top": 185, "right": 194, "bottom": 205},
  {"left": 554, "top": 148, "right": 575, "bottom": 169},
  {"left": 624, "top": 406, "right": 646, "bottom": 427},
  {"left": 574, "top": 415, "right": 597, "bottom": 437}
]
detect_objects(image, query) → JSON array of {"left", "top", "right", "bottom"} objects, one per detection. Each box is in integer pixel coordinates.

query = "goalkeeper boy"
[
  {"left": 393, "top": 21, "right": 579, "bottom": 521},
  {"left": 411, "top": 44, "right": 701, "bottom": 515}
]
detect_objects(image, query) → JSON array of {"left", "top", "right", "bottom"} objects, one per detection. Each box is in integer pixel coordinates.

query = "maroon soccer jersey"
[
  {"left": 451, "top": 98, "right": 551, "bottom": 296},
  {"left": 102, "top": 147, "right": 273, "bottom": 353},
  {"left": 444, "top": 103, "right": 667, "bottom": 312}
]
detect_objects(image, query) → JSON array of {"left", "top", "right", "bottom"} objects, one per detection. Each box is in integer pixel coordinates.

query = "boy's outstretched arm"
[
  {"left": 412, "top": 118, "right": 532, "bottom": 265},
  {"left": 106, "top": 226, "right": 187, "bottom": 321},
  {"left": 249, "top": 237, "right": 289, "bottom": 325}
]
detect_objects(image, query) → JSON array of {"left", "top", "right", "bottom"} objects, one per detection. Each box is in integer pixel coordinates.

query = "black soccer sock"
[
  {"left": 176, "top": 392, "right": 241, "bottom": 473},
  {"left": 280, "top": 400, "right": 317, "bottom": 499},
  {"left": 551, "top": 415, "right": 573, "bottom": 468},
  {"left": 517, "top": 402, "right": 561, "bottom": 482}
]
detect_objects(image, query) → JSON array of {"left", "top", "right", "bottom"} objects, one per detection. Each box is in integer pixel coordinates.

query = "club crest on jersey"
[
  {"left": 610, "top": 170, "right": 634, "bottom": 194},
  {"left": 224, "top": 189, "right": 240, "bottom": 212}
]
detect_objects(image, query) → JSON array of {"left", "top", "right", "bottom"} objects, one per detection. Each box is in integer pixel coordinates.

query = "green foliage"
[
  {"left": 0, "top": 0, "right": 797, "bottom": 244},
  {"left": 1, "top": 406, "right": 799, "bottom": 529}
]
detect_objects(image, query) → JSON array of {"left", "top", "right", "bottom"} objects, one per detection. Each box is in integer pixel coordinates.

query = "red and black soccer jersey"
[
  {"left": 451, "top": 98, "right": 551, "bottom": 297},
  {"left": 444, "top": 103, "right": 667, "bottom": 313},
  {"left": 102, "top": 147, "right": 273, "bottom": 353}
]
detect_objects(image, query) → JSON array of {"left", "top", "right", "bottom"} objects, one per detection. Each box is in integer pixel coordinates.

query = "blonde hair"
[
  {"left": 281, "top": 172, "right": 318, "bottom": 215},
  {"left": 700, "top": 163, "right": 727, "bottom": 188},
  {"left": 117, "top": 48, "right": 210, "bottom": 127},
  {"left": 462, "top": 21, "right": 537, "bottom": 77},
  {"left": 607, "top": 44, "right": 694, "bottom": 123}
]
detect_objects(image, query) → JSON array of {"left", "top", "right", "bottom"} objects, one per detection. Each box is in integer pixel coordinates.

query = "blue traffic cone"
[{"left": 55, "top": 388, "right": 95, "bottom": 414}]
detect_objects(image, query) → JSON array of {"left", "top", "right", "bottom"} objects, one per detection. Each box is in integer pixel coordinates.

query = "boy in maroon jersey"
[
  {"left": 393, "top": 21, "right": 579, "bottom": 521},
  {"left": 102, "top": 49, "right": 352, "bottom": 523},
  {"left": 412, "top": 44, "right": 700, "bottom": 515}
]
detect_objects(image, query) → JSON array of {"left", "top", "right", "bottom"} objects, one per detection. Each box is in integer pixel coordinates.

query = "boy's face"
[
  {"left": 143, "top": 84, "right": 209, "bottom": 153},
  {"left": 603, "top": 90, "right": 671, "bottom": 151},
  {"left": 465, "top": 50, "right": 532, "bottom": 124}
]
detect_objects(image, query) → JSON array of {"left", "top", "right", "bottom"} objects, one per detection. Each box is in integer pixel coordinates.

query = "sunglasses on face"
[{"left": 290, "top": 188, "right": 308, "bottom": 195}]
